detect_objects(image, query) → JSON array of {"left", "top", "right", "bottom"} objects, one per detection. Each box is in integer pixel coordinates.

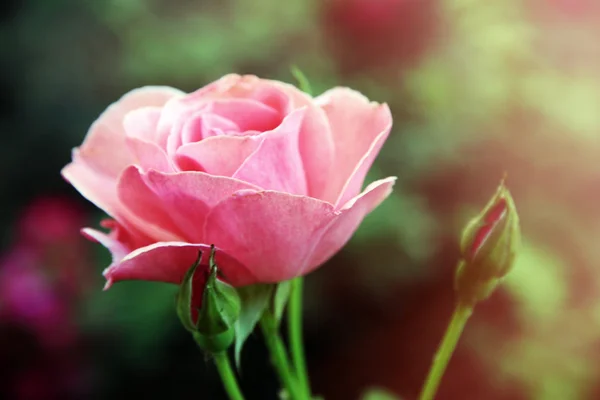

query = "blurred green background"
[{"left": 2, "top": 0, "right": 600, "bottom": 399}]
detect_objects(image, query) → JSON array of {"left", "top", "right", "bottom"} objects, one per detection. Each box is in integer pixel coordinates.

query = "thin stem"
[
  {"left": 288, "top": 277, "right": 311, "bottom": 397},
  {"left": 213, "top": 352, "right": 245, "bottom": 400},
  {"left": 260, "top": 312, "right": 305, "bottom": 400},
  {"left": 418, "top": 303, "right": 474, "bottom": 400}
]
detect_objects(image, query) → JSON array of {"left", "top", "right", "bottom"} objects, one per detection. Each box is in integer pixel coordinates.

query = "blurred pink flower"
[
  {"left": 322, "top": 0, "right": 438, "bottom": 74},
  {"left": 15, "top": 196, "right": 91, "bottom": 297},
  {"left": 0, "top": 195, "right": 93, "bottom": 399},
  {"left": 0, "top": 247, "right": 76, "bottom": 350},
  {"left": 17, "top": 196, "right": 86, "bottom": 248}
]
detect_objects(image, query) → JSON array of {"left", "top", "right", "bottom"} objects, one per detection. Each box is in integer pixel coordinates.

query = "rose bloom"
[{"left": 62, "top": 74, "right": 395, "bottom": 288}]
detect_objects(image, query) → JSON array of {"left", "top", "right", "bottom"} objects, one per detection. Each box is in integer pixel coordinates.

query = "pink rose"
[{"left": 62, "top": 74, "right": 395, "bottom": 288}]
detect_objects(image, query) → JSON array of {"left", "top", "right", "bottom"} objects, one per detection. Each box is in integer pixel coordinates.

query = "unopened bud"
[
  {"left": 455, "top": 178, "right": 521, "bottom": 306},
  {"left": 176, "top": 245, "right": 241, "bottom": 353}
]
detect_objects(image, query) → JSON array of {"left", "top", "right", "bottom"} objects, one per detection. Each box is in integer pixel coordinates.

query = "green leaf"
[
  {"left": 291, "top": 65, "right": 312, "bottom": 95},
  {"left": 273, "top": 280, "right": 292, "bottom": 325},
  {"left": 175, "top": 251, "right": 203, "bottom": 332},
  {"left": 234, "top": 283, "right": 275, "bottom": 368},
  {"left": 361, "top": 388, "right": 401, "bottom": 400}
]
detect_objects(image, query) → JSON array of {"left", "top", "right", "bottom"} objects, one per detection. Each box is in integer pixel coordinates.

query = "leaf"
[
  {"left": 360, "top": 388, "right": 401, "bottom": 400},
  {"left": 290, "top": 65, "right": 312, "bottom": 95},
  {"left": 273, "top": 280, "right": 292, "bottom": 325},
  {"left": 234, "top": 283, "right": 275, "bottom": 368}
]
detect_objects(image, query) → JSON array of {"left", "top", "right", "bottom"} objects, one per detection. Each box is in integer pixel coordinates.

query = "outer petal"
[
  {"left": 117, "top": 166, "right": 187, "bottom": 242},
  {"left": 335, "top": 125, "right": 391, "bottom": 207},
  {"left": 175, "top": 135, "right": 261, "bottom": 175},
  {"left": 297, "top": 104, "right": 335, "bottom": 200},
  {"left": 267, "top": 79, "right": 336, "bottom": 200},
  {"left": 315, "top": 88, "right": 392, "bottom": 206},
  {"left": 102, "top": 242, "right": 257, "bottom": 288},
  {"left": 306, "top": 177, "right": 396, "bottom": 272},
  {"left": 140, "top": 169, "right": 262, "bottom": 242},
  {"left": 204, "top": 191, "right": 338, "bottom": 283},
  {"left": 61, "top": 87, "right": 183, "bottom": 217},
  {"left": 82, "top": 228, "right": 130, "bottom": 270},
  {"left": 82, "top": 218, "right": 154, "bottom": 289},
  {"left": 233, "top": 108, "right": 308, "bottom": 195},
  {"left": 62, "top": 151, "right": 121, "bottom": 220}
]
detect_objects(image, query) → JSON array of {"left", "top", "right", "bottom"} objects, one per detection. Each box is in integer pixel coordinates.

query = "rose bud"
[
  {"left": 455, "top": 178, "right": 521, "bottom": 307},
  {"left": 176, "top": 246, "right": 241, "bottom": 353}
]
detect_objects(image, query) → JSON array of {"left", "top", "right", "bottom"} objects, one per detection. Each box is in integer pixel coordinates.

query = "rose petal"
[
  {"left": 126, "top": 137, "right": 175, "bottom": 173},
  {"left": 99, "top": 218, "right": 153, "bottom": 249},
  {"left": 81, "top": 87, "right": 183, "bottom": 178},
  {"left": 315, "top": 88, "right": 392, "bottom": 206},
  {"left": 140, "top": 169, "right": 262, "bottom": 242},
  {"left": 166, "top": 111, "right": 241, "bottom": 156},
  {"left": 335, "top": 123, "right": 391, "bottom": 207},
  {"left": 63, "top": 157, "right": 160, "bottom": 244},
  {"left": 82, "top": 228, "right": 130, "bottom": 265},
  {"left": 270, "top": 80, "right": 314, "bottom": 108},
  {"left": 297, "top": 104, "right": 335, "bottom": 200},
  {"left": 61, "top": 151, "right": 121, "bottom": 218},
  {"left": 102, "top": 242, "right": 257, "bottom": 287},
  {"left": 81, "top": 227, "right": 131, "bottom": 290},
  {"left": 122, "top": 107, "right": 176, "bottom": 172},
  {"left": 204, "top": 190, "right": 338, "bottom": 283},
  {"left": 262, "top": 79, "right": 336, "bottom": 200},
  {"left": 204, "top": 99, "right": 281, "bottom": 132},
  {"left": 193, "top": 74, "right": 293, "bottom": 115},
  {"left": 117, "top": 166, "right": 186, "bottom": 242},
  {"left": 182, "top": 112, "right": 240, "bottom": 142},
  {"left": 306, "top": 177, "right": 396, "bottom": 272},
  {"left": 175, "top": 135, "right": 261, "bottom": 175},
  {"left": 157, "top": 75, "right": 290, "bottom": 148},
  {"left": 123, "top": 107, "right": 162, "bottom": 143},
  {"left": 62, "top": 87, "right": 182, "bottom": 216},
  {"left": 233, "top": 108, "right": 308, "bottom": 195}
]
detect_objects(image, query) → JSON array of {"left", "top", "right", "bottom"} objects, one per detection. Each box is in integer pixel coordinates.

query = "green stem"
[
  {"left": 418, "top": 303, "right": 473, "bottom": 400},
  {"left": 288, "top": 277, "right": 311, "bottom": 397},
  {"left": 213, "top": 352, "right": 245, "bottom": 400},
  {"left": 260, "top": 312, "right": 304, "bottom": 400}
]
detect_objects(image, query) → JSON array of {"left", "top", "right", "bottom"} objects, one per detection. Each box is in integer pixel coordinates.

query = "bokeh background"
[{"left": 2, "top": 0, "right": 600, "bottom": 399}]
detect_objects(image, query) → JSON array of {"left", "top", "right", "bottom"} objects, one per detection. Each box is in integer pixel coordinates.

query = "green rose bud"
[
  {"left": 176, "top": 245, "right": 241, "bottom": 353},
  {"left": 455, "top": 178, "right": 521, "bottom": 306}
]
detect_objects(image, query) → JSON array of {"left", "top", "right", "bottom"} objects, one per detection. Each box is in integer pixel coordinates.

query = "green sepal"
[
  {"left": 233, "top": 283, "right": 275, "bottom": 369},
  {"left": 175, "top": 251, "right": 203, "bottom": 333},
  {"left": 195, "top": 246, "right": 242, "bottom": 353},
  {"left": 193, "top": 329, "right": 236, "bottom": 355},
  {"left": 290, "top": 65, "right": 312, "bottom": 95},
  {"left": 273, "top": 280, "right": 292, "bottom": 325}
]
